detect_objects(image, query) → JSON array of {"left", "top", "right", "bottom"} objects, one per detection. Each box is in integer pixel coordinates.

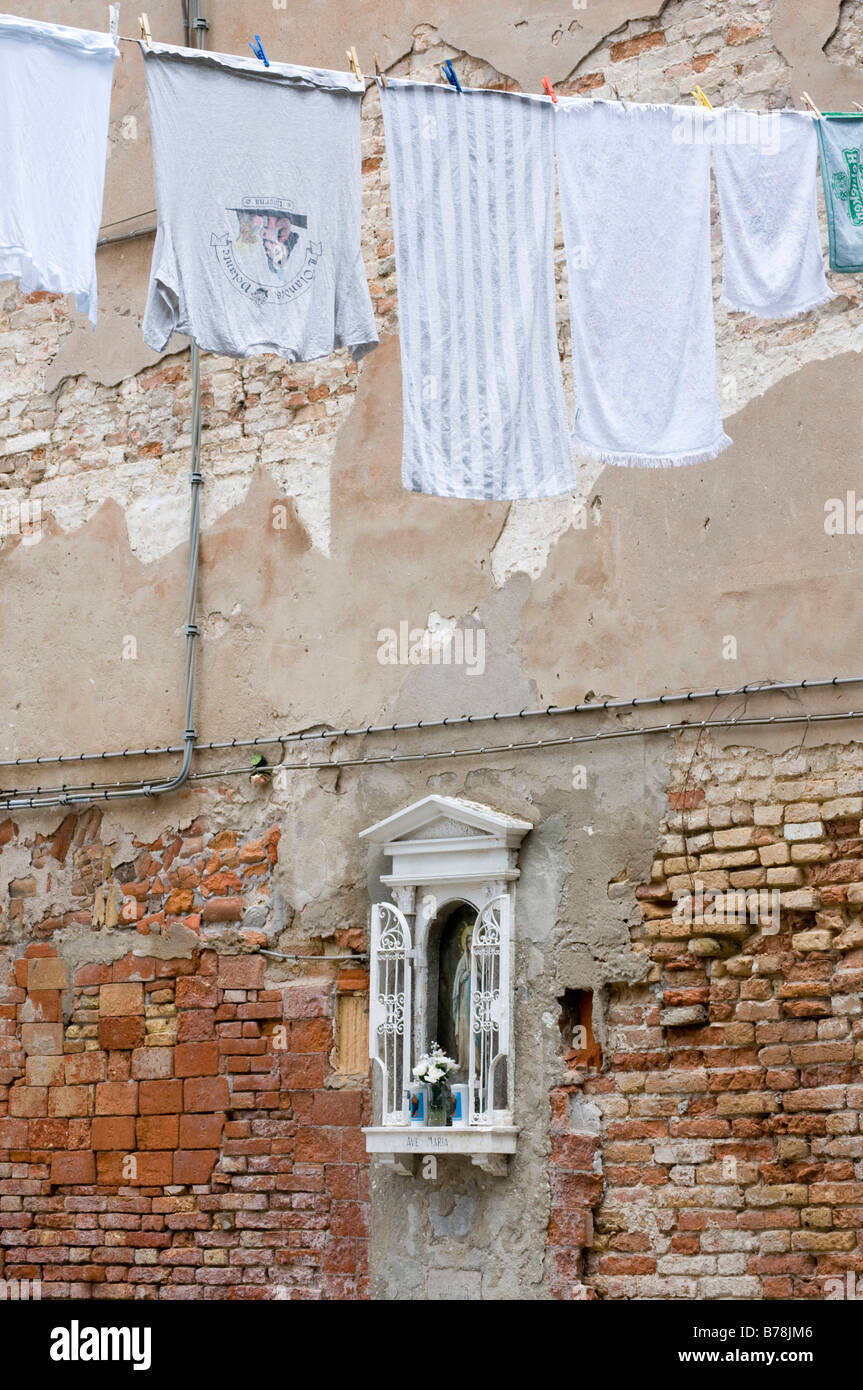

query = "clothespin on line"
[
  {"left": 346, "top": 46, "right": 362, "bottom": 83},
  {"left": 249, "top": 34, "right": 269, "bottom": 66},
  {"left": 542, "top": 76, "right": 558, "bottom": 104},
  {"left": 802, "top": 91, "right": 822, "bottom": 118},
  {"left": 441, "top": 59, "right": 462, "bottom": 93},
  {"left": 138, "top": 12, "right": 152, "bottom": 48},
  {"left": 691, "top": 85, "right": 713, "bottom": 109},
  {"left": 854, "top": 102, "right": 863, "bottom": 112},
  {"left": 108, "top": 5, "right": 120, "bottom": 40},
  {"left": 374, "top": 54, "right": 388, "bottom": 88}
]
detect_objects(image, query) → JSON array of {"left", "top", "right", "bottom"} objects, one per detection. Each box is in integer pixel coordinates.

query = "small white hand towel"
[{"left": 713, "top": 107, "right": 832, "bottom": 318}]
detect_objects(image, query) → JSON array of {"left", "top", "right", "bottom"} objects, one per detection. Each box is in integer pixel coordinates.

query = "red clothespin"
[{"left": 542, "top": 76, "right": 558, "bottom": 104}]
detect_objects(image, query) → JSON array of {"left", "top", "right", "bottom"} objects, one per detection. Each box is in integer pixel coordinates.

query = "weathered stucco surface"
[{"left": 2, "top": 0, "right": 863, "bottom": 1301}]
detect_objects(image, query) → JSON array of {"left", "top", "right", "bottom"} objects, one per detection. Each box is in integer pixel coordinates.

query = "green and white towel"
[{"left": 816, "top": 114, "right": 863, "bottom": 273}]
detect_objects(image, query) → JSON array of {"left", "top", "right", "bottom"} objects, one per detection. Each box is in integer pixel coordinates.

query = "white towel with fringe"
[
  {"left": 556, "top": 99, "right": 731, "bottom": 469},
  {"left": 713, "top": 108, "right": 832, "bottom": 318}
]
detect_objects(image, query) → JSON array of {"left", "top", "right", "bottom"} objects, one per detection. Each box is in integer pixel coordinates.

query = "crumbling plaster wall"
[{"left": 1, "top": 0, "right": 863, "bottom": 1301}]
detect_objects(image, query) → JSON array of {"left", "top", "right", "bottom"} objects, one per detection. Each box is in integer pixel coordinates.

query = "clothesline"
[
  {"left": 108, "top": 15, "right": 837, "bottom": 117},
  {"left": 112, "top": 31, "right": 828, "bottom": 118},
  {"left": 2, "top": 12, "right": 861, "bottom": 502}
]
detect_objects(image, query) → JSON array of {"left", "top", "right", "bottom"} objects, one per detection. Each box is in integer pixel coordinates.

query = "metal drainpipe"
[
  {"left": 1, "top": 343, "right": 203, "bottom": 812},
  {"left": 184, "top": 0, "right": 209, "bottom": 49}
]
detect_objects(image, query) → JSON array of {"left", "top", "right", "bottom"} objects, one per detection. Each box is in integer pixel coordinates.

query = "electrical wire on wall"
[{"left": 3, "top": 677, "right": 863, "bottom": 811}]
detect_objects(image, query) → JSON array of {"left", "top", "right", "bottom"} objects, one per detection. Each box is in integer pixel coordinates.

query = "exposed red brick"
[
  {"left": 183, "top": 1077, "right": 230, "bottom": 1112},
  {"left": 727, "top": 21, "right": 764, "bottom": 45},
  {"left": 91, "top": 1116, "right": 136, "bottom": 1150},
  {"left": 94, "top": 1081, "right": 139, "bottom": 1115},
  {"left": 174, "top": 1042, "right": 219, "bottom": 1077},
  {"left": 139, "top": 1079, "right": 184, "bottom": 1115},
  {"left": 201, "top": 897, "right": 243, "bottom": 923},
  {"left": 610, "top": 31, "right": 665, "bottom": 62},
  {"left": 50, "top": 1151, "right": 96, "bottom": 1184},
  {"left": 173, "top": 1149, "right": 219, "bottom": 1184},
  {"left": 98, "top": 1016, "right": 145, "bottom": 1050},
  {"left": 175, "top": 976, "right": 219, "bottom": 1009},
  {"left": 136, "top": 1114, "right": 179, "bottom": 1149},
  {"left": 217, "top": 955, "right": 265, "bottom": 989}
]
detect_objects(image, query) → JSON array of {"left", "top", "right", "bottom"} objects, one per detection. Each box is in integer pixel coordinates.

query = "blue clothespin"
[
  {"left": 249, "top": 34, "right": 269, "bottom": 66},
  {"left": 441, "top": 59, "right": 462, "bottom": 93}
]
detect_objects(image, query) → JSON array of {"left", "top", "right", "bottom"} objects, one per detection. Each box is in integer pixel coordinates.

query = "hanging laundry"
[
  {"left": 379, "top": 80, "right": 575, "bottom": 499},
  {"left": 556, "top": 100, "right": 730, "bottom": 469},
  {"left": 141, "top": 44, "right": 378, "bottom": 362},
  {"left": 0, "top": 14, "right": 117, "bottom": 326},
  {"left": 713, "top": 108, "right": 832, "bottom": 317},
  {"left": 815, "top": 113, "right": 863, "bottom": 273}
]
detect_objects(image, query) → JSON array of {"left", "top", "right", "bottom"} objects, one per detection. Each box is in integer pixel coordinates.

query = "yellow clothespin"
[
  {"left": 801, "top": 91, "right": 822, "bottom": 118},
  {"left": 138, "top": 12, "right": 152, "bottom": 49},
  {"left": 374, "top": 54, "right": 388, "bottom": 88},
  {"left": 690, "top": 85, "right": 713, "bottom": 110},
  {"left": 346, "top": 46, "right": 362, "bottom": 83}
]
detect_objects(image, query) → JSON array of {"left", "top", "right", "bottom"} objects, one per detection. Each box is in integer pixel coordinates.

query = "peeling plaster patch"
[
  {"left": 824, "top": 0, "right": 863, "bottom": 61},
  {"left": 428, "top": 1190, "right": 478, "bottom": 1239},
  {"left": 492, "top": 311, "right": 863, "bottom": 587},
  {"left": 491, "top": 483, "right": 601, "bottom": 584},
  {"left": 269, "top": 460, "right": 331, "bottom": 558},
  {"left": 32, "top": 445, "right": 325, "bottom": 565},
  {"left": 569, "top": 1095, "right": 602, "bottom": 1134},
  {"left": 774, "top": 0, "right": 863, "bottom": 106},
  {"left": 715, "top": 301, "right": 863, "bottom": 417}
]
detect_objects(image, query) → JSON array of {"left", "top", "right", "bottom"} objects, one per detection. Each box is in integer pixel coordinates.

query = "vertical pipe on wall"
[{"left": 0, "top": 343, "right": 204, "bottom": 810}]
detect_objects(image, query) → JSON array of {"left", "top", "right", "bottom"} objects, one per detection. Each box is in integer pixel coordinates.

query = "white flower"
[{"left": 413, "top": 1044, "right": 458, "bottom": 1084}]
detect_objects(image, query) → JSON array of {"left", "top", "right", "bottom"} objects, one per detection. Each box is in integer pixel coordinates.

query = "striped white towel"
[
  {"left": 556, "top": 99, "right": 731, "bottom": 469},
  {"left": 379, "top": 79, "right": 576, "bottom": 500}
]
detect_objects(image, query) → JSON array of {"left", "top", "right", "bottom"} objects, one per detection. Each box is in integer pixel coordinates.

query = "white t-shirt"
[
  {"left": 0, "top": 14, "right": 117, "bottom": 325},
  {"left": 141, "top": 43, "right": 378, "bottom": 363}
]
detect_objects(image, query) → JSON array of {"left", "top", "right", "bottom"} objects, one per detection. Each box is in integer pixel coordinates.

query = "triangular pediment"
[
  {"left": 401, "top": 816, "right": 488, "bottom": 840},
  {"left": 360, "top": 795, "right": 532, "bottom": 845}
]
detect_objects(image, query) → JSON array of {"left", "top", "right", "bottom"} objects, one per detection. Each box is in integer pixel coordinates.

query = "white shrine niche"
[{"left": 360, "top": 796, "right": 532, "bottom": 1176}]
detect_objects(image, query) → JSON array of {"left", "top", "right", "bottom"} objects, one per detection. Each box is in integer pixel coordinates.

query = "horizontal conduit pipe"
[
  {"left": 1, "top": 675, "right": 859, "bottom": 774},
  {"left": 5, "top": 704, "right": 863, "bottom": 810}
]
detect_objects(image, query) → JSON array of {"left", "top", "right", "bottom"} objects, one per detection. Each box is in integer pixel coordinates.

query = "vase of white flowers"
[{"left": 413, "top": 1042, "right": 458, "bottom": 1127}]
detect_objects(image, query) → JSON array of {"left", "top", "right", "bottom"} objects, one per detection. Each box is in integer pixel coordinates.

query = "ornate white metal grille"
[
  {"left": 369, "top": 902, "right": 412, "bottom": 1126},
  {"left": 469, "top": 894, "right": 510, "bottom": 1125}
]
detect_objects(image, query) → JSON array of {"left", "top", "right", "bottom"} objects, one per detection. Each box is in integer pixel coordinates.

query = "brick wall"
[
  {"left": 546, "top": 740, "right": 863, "bottom": 1300},
  {"left": 0, "top": 813, "right": 370, "bottom": 1300}
]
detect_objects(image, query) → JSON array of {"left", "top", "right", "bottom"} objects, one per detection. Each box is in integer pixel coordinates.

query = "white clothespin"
[
  {"left": 801, "top": 91, "right": 822, "bottom": 118},
  {"left": 108, "top": 5, "right": 120, "bottom": 40},
  {"left": 346, "top": 46, "right": 363, "bottom": 84}
]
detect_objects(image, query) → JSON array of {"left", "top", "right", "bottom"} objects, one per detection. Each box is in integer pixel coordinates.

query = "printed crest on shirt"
[{"left": 210, "top": 196, "right": 324, "bottom": 305}]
